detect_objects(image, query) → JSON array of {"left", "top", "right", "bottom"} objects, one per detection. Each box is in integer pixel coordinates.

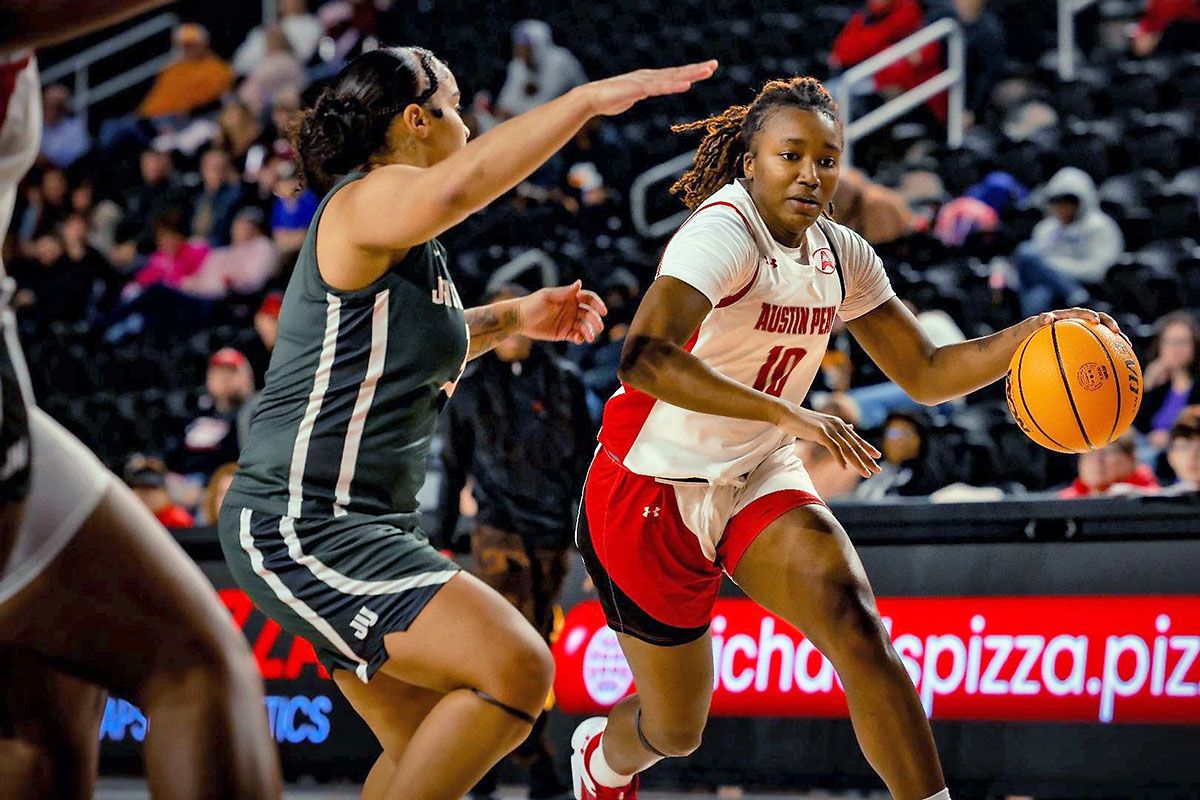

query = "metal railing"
[
  {"left": 39, "top": 12, "right": 179, "bottom": 128},
  {"left": 629, "top": 151, "right": 696, "bottom": 240},
  {"left": 629, "top": 19, "right": 966, "bottom": 237},
  {"left": 835, "top": 16, "right": 965, "bottom": 166},
  {"left": 1057, "top": 0, "right": 1100, "bottom": 80},
  {"left": 484, "top": 249, "right": 560, "bottom": 294}
]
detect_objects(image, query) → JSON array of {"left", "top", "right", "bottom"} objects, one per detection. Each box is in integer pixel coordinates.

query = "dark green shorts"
[{"left": 218, "top": 504, "right": 460, "bottom": 682}]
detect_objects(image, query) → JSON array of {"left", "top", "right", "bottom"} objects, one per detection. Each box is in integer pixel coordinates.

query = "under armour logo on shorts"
[{"left": 643, "top": 506, "right": 660, "bottom": 518}]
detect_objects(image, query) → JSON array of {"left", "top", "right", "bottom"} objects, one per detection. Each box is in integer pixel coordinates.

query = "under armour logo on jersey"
[
  {"left": 349, "top": 606, "right": 379, "bottom": 640},
  {"left": 765, "top": 257, "right": 779, "bottom": 269},
  {"left": 430, "top": 276, "right": 463, "bottom": 309},
  {"left": 643, "top": 506, "right": 661, "bottom": 518}
]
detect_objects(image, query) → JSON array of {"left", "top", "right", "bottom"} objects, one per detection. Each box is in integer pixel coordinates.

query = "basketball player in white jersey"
[
  {"left": 570, "top": 77, "right": 1126, "bottom": 800},
  {"left": 0, "top": 4, "right": 280, "bottom": 797}
]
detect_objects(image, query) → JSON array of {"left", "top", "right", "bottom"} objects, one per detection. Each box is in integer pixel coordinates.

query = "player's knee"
[
  {"left": 643, "top": 717, "right": 704, "bottom": 758},
  {"left": 820, "top": 580, "right": 891, "bottom": 665},
  {"left": 489, "top": 635, "right": 554, "bottom": 715}
]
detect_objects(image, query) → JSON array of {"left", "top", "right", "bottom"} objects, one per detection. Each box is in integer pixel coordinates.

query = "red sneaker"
[{"left": 570, "top": 717, "right": 639, "bottom": 800}]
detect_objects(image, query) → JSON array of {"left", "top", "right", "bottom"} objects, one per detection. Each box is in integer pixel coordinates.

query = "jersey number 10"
[{"left": 752, "top": 346, "right": 808, "bottom": 397}]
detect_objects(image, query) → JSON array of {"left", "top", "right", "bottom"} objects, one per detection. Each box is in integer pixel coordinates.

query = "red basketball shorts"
[{"left": 576, "top": 443, "right": 826, "bottom": 646}]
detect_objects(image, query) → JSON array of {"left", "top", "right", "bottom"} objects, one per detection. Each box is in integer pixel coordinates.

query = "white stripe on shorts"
[
  {"left": 279, "top": 515, "right": 457, "bottom": 597},
  {"left": 237, "top": 508, "right": 370, "bottom": 682}
]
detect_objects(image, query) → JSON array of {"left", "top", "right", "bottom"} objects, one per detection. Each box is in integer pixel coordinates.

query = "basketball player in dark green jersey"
[{"left": 217, "top": 46, "right": 716, "bottom": 800}]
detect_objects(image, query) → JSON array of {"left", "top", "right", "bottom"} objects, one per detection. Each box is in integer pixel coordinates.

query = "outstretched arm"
[
  {"left": 465, "top": 281, "right": 608, "bottom": 362},
  {"left": 845, "top": 298, "right": 1125, "bottom": 405},
  {"left": 337, "top": 61, "right": 717, "bottom": 255}
]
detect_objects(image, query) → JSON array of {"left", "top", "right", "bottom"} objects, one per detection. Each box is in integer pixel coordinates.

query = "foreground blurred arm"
[{"left": 0, "top": 0, "right": 172, "bottom": 51}]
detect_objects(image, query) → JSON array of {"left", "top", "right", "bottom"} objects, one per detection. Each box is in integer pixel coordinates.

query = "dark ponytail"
[
  {"left": 670, "top": 76, "right": 841, "bottom": 210},
  {"left": 292, "top": 46, "right": 443, "bottom": 195}
]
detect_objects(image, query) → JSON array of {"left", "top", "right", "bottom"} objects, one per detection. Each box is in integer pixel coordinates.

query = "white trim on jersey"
[
  {"left": 238, "top": 508, "right": 370, "bottom": 682},
  {"left": 278, "top": 514, "right": 457, "bottom": 597},
  {"left": 333, "top": 289, "right": 389, "bottom": 517},
  {"left": 287, "top": 293, "right": 341, "bottom": 518}
]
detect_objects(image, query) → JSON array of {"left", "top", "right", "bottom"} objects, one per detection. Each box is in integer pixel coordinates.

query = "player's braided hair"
[
  {"left": 669, "top": 76, "right": 841, "bottom": 211},
  {"left": 292, "top": 46, "right": 444, "bottom": 195}
]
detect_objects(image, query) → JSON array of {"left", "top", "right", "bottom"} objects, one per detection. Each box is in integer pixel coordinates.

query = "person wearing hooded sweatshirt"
[
  {"left": 495, "top": 19, "right": 588, "bottom": 119},
  {"left": 854, "top": 409, "right": 960, "bottom": 499},
  {"left": 1013, "top": 166, "right": 1124, "bottom": 317}
]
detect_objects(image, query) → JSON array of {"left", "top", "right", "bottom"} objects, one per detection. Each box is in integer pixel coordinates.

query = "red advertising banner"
[{"left": 552, "top": 596, "right": 1200, "bottom": 724}]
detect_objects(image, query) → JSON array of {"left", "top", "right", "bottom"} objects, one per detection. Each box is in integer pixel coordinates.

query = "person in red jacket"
[
  {"left": 830, "top": 0, "right": 947, "bottom": 122},
  {"left": 1058, "top": 432, "right": 1159, "bottom": 498},
  {"left": 1132, "top": 0, "right": 1200, "bottom": 56}
]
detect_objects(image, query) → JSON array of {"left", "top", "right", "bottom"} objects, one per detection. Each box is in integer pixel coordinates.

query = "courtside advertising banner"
[{"left": 553, "top": 596, "right": 1200, "bottom": 724}]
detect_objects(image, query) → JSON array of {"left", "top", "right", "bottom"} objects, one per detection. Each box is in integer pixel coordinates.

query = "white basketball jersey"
[
  {"left": 599, "top": 179, "right": 895, "bottom": 482},
  {"left": 0, "top": 53, "right": 40, "bottom": 282}
]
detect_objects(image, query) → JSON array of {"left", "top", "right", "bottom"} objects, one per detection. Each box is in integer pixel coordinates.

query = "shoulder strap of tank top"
[{"left": 814, "top": 216, "right": 846, "bottom": 304}]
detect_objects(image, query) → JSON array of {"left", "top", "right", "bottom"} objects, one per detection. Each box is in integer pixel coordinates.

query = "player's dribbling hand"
[
  {"left": 578, "top": 60, "right": 719, "bottom": 117},
  {"left": 774, "top": 403, "right": 881, "bottom": 478},
  {"left": 1032, "top": 307, "right": 1127, "bottom": 343}
]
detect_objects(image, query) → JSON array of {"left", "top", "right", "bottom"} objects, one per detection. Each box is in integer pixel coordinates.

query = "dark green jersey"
[{"left": 225, "top": 172, "right": 468, "bottom": 523}]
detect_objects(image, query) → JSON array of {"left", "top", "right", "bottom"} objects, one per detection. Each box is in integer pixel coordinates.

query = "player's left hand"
[{"left": 519, "top": 281, "right": 608, "bottom": 345}]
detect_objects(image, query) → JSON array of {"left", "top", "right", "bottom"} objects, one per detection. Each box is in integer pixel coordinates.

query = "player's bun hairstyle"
[
  {"left": 293, "top": 46, "right": 444, "bottom": 195},
  {"left": 670, "top": 76, "right": 841, "bottom": 211}
]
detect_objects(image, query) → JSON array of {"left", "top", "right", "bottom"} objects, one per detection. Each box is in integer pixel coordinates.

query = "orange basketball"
[{"left": 1005, "top": 319, "right": 1142, "bottom": 454}]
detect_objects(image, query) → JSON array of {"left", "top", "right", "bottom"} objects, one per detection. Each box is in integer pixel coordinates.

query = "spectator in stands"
[
  {"left": 1136, "top": 311, "right": 1200, "bottom": 450},
  {"left": 119, "top": 148, "right": 190, "bottom": 255},
  {"left": 1012, "top": 167, "right": 1123, "bottom": 317},
  {"left": 435, "top": 285, "right": 592, "bottom": 800},
  {"left": 855, "top": 409, "right": 960, "bottom": 499},
  {"left": 124, "top": 454, "right": 195, "bottom": 528},
  {"left": 1131, "top": 0, "right": 1200, "bottom": 56},
  {"left": 99, "top": 23, "right": 234, "bottom": 152},
  {"left": 798, "top": 393, "right": 867, "bottom": 499},
  {"left": 170, "top": 347, "right": 258, "bottom": 479},
  {"left": 70, "top": 178, "right": 122, "bottom": 255},
  {"left": 928, "top": 0, "right": 1007, "bottom": 122},
  {"left": 933, "top": 170, "right": 1028, "bottom": 248},
  {"left": 134, "top": 207, "right": 209, "bottom": 290},
  {"left": 237, "top": 26, "right": 307, "bottom": 116},
  {"left": 202, "top": 462, "right": 240, "bottom": 525},
  {"left": 59, "top": 212, "right": 121, "bottom": 319},
  {"left": 1059, "top": 432, "right": 1159, "bottom": 498},
  {"left": 39, "top": 84, "right": 89, "bottom": 168},
  {"left": 12, "top": 219, "right": 113, "bottom": 325},
  {"left": 830, "top": 0, "right": 946, "bottom": 122},
  {"left": 180, "top": 207, "right": 280, "bottom": 297},
  {"left": 269, "top": 88, "right": 303, "bottom": 145},
  {"left": 247, "top": 290, "right": 282, "bottom": 382},
  {"left": 495, "top": 19, "right": 587, "bottom": 119},
  {"left": 17, "top": 166, "right": 69, "bottom": 249},
  {"left": 214, "top": 99, "right": 273, "bottom": 181},
  {"left": 233, "top": 0, "right": 322, "bottom": 75},
  {"left": 1161, "top": 406, "right": 1200, "bottom": 494},
  {"left": 832, "top": 167, "right": 915, "bottom": 245},
  {"left": 191, "top": 149, "right": 243, "bottom": 247},
  {"left": 270, "top": 161, "right": 318, "bottom": 254}
]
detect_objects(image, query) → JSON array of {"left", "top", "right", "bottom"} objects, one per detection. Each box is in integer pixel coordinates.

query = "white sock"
[
  {"left": 921, "top": 789, "right": 951, "bottom": 800},
  {"left": 588, "top": 734, "right": 635, "bottom": 788}
]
